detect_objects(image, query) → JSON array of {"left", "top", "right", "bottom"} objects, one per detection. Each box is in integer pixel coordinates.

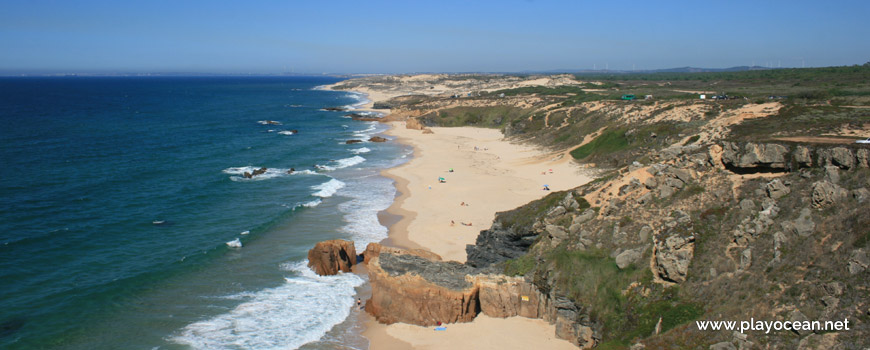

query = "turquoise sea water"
[{"left": 0, "top": 76, "right": 406, "bottom": 349}]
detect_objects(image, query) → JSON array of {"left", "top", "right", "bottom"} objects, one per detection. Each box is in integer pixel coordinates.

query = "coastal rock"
[
  {"left": 347, "top": 113, "right": 381, "bottom": 121},
  {"left": 369, "top": 136, "right": 388, "bottom": 142},
  {"left": 406, "top": 117, "right": 426, "bottom": 130},
  {"left": 346, "top": 139, "right": 364, "bottom": 144},
  {"left": 766, "top": 179, "right": 790, "bottom": 199},
  {"left": 654, "top": 234, "right": 695, "bottom": 283},
  {"left": 848, "top": 249, "right": 868, "bottom": 275},
  {"left": 366, "top": 253, "right": 480, "bottom": 326},
  {"left": 721, "top": 142, "right": 789, "bottom": 170},
  {"left": 307, "top": 239, "right": 356, "bottom": 276},
  {"left": 475, "top": 275, "right": 544, "bottom": 319},
  {"left": 323, "top": 107, "right": 346, "bottom": 111},
  {"left": 780, "top": 208, "right": 815, "bottom": 237},
  {"left": 243, "top": 167, "right": 268, "bottom": 178},
  {"left": 811, "top": 181, "right": 847, "bottom": 208},
  {"left": 362, "top": 242, "right": 442, "bottom": 264},
  {"left": 466, "top": 221, "right": 541, "bottom": 268},
  {"left": 794, "top": 146, "right": 813, "bottom": 167},
  {"left": 828, "top": 147, "right": 855, "bottom": 169},
  {"left": 615, "top": 248, "right": 642, "bottom": 269},
  {"left": 857, "top": 149, "right": 869, "bottom": 168}
]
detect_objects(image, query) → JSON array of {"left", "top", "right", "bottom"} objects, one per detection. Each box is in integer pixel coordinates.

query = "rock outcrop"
[
  {"left": 365, "top": 252, "right": 480, "bottom": 326},
  {"left": 307, "top": 239, "right": 356, "bottom": 276},
  {"left": 721, "top": 142, "right": 789, "bottom": 171},
  {"left": 346, "top": 113, "right": 382, "bottom": 121},
  {"left": 364, "top": 248, "right": 598, "bottom": 348},
  {"left": 346, "top": 139, "right": 363, "bottom": 144},
  {"left": 369, "top": 136, "right": 388, "bottom": 142},
  {"left": 466, "top": 220, "right": 540, "bottom": 268},
  {"left": 243, "top": 167, "right": 268, "bottom": 178},
  {"left": 654, "top": 234, "right": 695, "bottom": 283},
  {"left": 362, "top": 242, "right": 442, "bottom": 264}
]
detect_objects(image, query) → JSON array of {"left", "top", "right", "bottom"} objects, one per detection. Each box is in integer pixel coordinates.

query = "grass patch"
[
  {"left": 683, "top": 135, "right": 700, "bottom": 145},
  {"left": 497, "top": 191, "right": 568, "bottom": 230},
  {"left": 504, "top": 254, "right": 537, "bottom": 276},
  {"left": 570, "top": 128, "right": 629, "bottom": 160}
]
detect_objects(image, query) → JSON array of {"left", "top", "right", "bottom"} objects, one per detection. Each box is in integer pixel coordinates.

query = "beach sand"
[
  {"left": 381, "top": 123, "right": 590, "bottom": 262},
  {"left": 362, "top": 121, "right": 591, "bottom": 349}
]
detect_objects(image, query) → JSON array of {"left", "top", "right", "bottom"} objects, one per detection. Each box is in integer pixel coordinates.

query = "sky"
[{"left": 1, "top": 0, "right": 869, "bottom": 74}]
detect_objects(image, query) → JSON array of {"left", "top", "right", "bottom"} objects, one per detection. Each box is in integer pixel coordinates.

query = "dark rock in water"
[
  {"left": 347, "top": 113, "right": 382, "bottom": 121},
  {"left": 324, "top": 107, "right": 346, "bottom": 111},
  {"left": 369, "top": 136, "right": 388, "bottom": 143},
  {"left": 290, "top": 129, "right": 298, "bottom": 134},
  {"left": 346, "top": 140, "right": 363, "bottom": 144},
  {"left": 287, "top": 167, "right": 296, "bottom": 174},
  {"left": 264, "top": 120, "right": 281, "bottom": 125},
  {"left": 243, "top": 167, "right": 268, "bottom": 178},
  {"left": 307, "top": 239, "right": 356, "bottom": 276}
]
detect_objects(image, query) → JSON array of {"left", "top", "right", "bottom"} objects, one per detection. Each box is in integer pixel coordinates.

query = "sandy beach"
[{"left": 360, "top": 120, "right": 591, "bottom": 349}]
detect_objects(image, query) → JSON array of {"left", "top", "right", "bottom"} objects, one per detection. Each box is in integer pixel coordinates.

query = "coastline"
[{"left": 332, "top": 84, "right": 590, "bottom": 349}]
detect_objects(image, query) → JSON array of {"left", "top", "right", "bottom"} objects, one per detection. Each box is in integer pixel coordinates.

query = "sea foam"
[
  {"left": 350, "top": 147, "right": 371, "bottom": 154},
  {"left": 315, "top": 156, "right": 366, "bottom": 171},
  {"left": 311, "top": 178, "right": 345, "bottom": 198},
  {"left": 170, "top": 262, "right": 364, "bottom": 350}
]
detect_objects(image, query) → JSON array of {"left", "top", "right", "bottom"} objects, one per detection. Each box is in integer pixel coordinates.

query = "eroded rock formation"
[
  {"left": 307, "top": 239, "right": 356, "bottom": 276},
  {"left": 365, "top": 252, "right": 479, "bottom": 326}
]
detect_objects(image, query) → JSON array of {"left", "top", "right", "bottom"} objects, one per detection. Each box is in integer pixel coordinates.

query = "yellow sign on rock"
[{"left": 521, "top": 295, "right": 529, "bottom": 301}]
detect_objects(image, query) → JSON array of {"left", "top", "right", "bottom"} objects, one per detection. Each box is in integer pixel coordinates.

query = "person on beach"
[
  {"left": 460, "top": 201, "right": 465, "bottom": 206},
  {"left": 450, "top": 220, "right": 455, "bottom": 226},
  {"left": 357, "top": 298, "right": 362, "bottom": 309}
]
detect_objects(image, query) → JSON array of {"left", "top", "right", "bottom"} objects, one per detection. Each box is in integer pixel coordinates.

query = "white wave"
[
  {"left": 257, "top": 120, "right": 282, "bottom": 125},
  {"left": 170, "top": 262, "right": 364, "bottom": 350},
  {"left": 350, "top": 147, "right": 371, "bottom": 154},
  {"left": 337, "top": 174, "right": 394, "bottom": 247},
  {"left": 240, "top": 231, "right": 250, "bottom": 235},
  {"left": 311, "top": 178, "right": 346, "bottom": 198},
  {"left": 226, "top": 238, "right": 242, "bottom": 248},
  {"left": 315, "top": 156, "right": 366, "bottom": 171},
  {"left": 278, "top": 131, "right": 296, "bottom": 136},
  {"left": 300, "top": 199, "right": 322, "bottom": 208}
]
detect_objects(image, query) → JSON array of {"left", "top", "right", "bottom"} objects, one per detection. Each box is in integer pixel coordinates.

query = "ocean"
[{"left": 0, "top": 76, "right": 408, "bottom": 349}]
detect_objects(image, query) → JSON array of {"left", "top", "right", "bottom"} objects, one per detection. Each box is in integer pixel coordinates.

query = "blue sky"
[{"left": 1, "top": 0, "right": 869, "bottom": 74}]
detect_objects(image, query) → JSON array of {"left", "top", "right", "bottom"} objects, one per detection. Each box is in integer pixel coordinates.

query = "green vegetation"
[
  {"left": 491, "top": 85, "right": 587, "bottom": 96},
  {"left": 504, "top": 254, "right": 536, "bottom": 276},
  {"left": 544, "top": 247, "right": 702, "bottom": 345},
  {"left": 498, "top": 191, "right": 569, "bottom": 230},
  {"left": 682, "top": 135, "right": 700, "bottom": 145},
  {"left": 570, "top": 128, "right": 629, "bottom": 160},
  {"left": 425, "top": 106, "right": 532, "bottom": 128}
]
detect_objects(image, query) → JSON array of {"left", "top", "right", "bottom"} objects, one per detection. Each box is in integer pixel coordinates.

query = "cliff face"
[
  {"left": 467, "top": 141, "right": 870, "bottom": 348},
  {"left": 363, "top": 248, "right": 597, "bottom": 348},
  {"left": 365, "top": 252, "right": 479, "bottom": 326}
]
